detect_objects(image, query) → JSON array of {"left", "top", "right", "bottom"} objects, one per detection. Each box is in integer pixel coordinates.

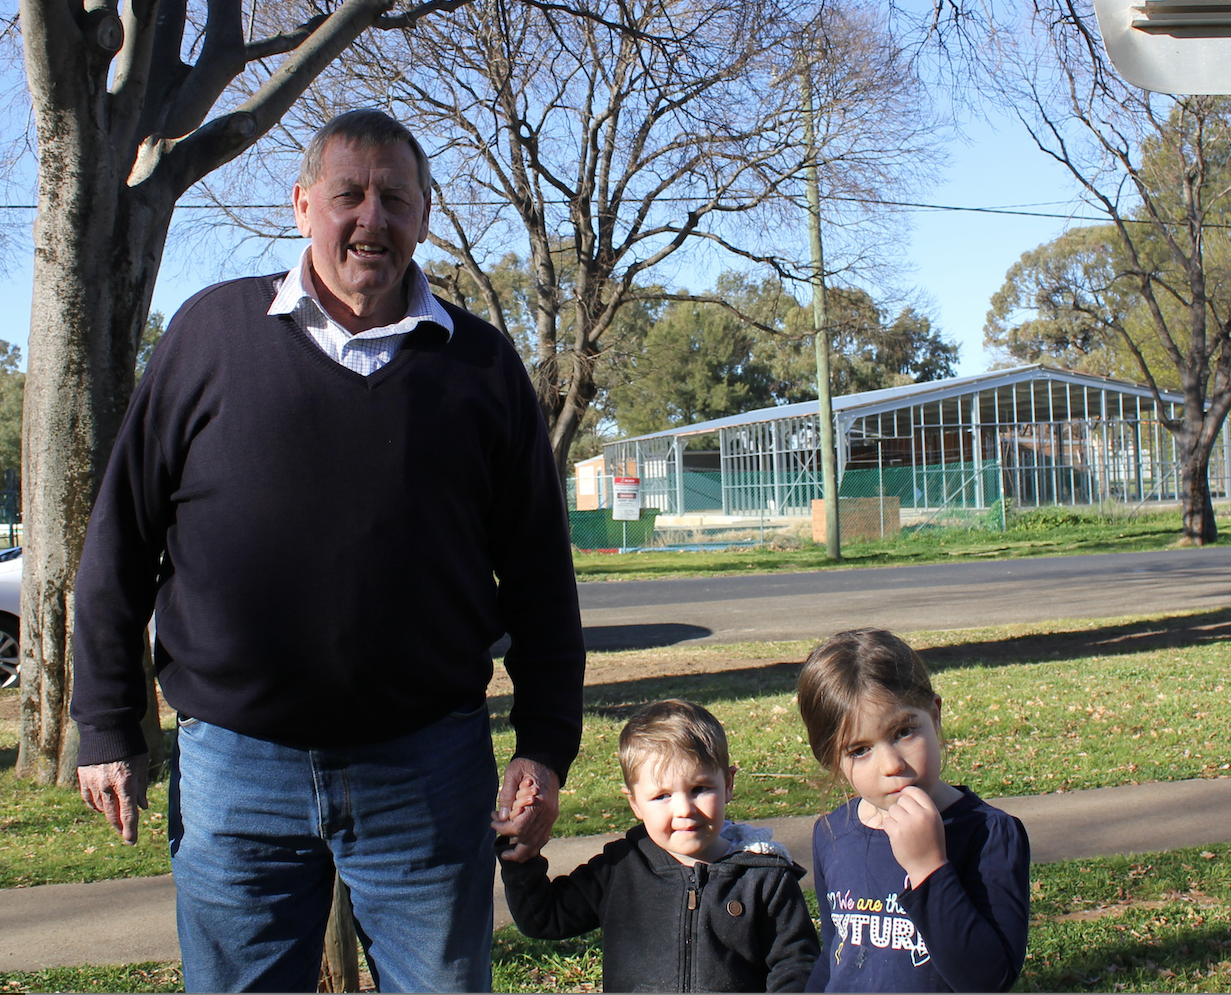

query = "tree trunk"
[
  {"left": 140, "top": 629, "right": 167, "bottom": 778},
  {"left": 318, "top": 873, "right": 360, "bottom": 992},
  {"left": 1178, "top": 436, "right": 1217, "bottom": 545},
  {"left": 16, "top": 96, "right": 169, "bottom": 785}
]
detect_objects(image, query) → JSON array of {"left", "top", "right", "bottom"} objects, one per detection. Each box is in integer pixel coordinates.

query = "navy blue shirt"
[
  {"left": 807, "top": 787, "right": 1030, "bottom": 992},
  {"left": 72, "top": 275, "right": 584, "bottom": 775}
]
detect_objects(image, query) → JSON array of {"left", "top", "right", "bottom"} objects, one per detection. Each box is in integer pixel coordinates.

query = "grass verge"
[
  {"left": 572, "top": 509, "right": 1229, "bottom": 582},
  {"left": 3, "top": 846, "right": 1227, "bottom": 992},
  {"left": 489, "top": 609, "right": 1231, "bottom": 836},
  {"left": 2, "top": 610, "right": 1229, "bottom": 886}
]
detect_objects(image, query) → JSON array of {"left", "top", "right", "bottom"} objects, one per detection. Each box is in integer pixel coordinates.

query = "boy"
[{"left": 497, "top": 699, "right": 819, "bottom": 992}]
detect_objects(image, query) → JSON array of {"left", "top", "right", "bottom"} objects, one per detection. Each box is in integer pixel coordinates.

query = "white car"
[{"left": 0, "top": 548, "right": 20, "bottom": 688}]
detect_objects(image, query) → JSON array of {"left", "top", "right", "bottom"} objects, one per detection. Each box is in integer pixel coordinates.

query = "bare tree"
[
  {"left": 219, "top": 0, "right": 943, "bottom": 477},
  {"left": 14, "top": 0, "right": 478, "bottom": 785},
  {"left": 988, "top": 3, "right": 1231, "bottom": 545}
]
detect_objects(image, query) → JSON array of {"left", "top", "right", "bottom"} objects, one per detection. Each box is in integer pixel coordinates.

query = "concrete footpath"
[{"left": 3, "top": 777, "right": 1230, "bottom": 972}]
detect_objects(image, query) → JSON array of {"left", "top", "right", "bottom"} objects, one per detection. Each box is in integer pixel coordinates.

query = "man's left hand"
[{"left": 492, "top": 758, "right": 560, "bottom": 863}]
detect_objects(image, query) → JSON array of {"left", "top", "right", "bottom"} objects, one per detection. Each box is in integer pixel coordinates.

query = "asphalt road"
[{"left": 578, "top": 546, "right": 1231, "bottom": 650}]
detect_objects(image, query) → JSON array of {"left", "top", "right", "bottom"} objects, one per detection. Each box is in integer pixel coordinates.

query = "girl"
[{"left": 797, "top": 628, "right": 1030, "bottom": 992}]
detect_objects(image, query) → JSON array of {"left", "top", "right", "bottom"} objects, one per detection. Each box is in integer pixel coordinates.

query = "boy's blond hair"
[{"left": 618, "top": 699, "right": 729, "bottom": 788}]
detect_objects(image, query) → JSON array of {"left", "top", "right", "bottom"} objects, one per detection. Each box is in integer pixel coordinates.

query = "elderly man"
[{"left": 70, "top": 109, "right": 585, "bottom": 993}]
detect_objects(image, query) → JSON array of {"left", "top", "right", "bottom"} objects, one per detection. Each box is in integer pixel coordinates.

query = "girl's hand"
[{"left": 881, "top": 785, "right": 947, "bottom": 888}]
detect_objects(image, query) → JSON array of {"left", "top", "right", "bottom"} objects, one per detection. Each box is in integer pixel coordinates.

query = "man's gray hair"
[{"left": 298, "top": 109, "right": 432, "bottom": 194}]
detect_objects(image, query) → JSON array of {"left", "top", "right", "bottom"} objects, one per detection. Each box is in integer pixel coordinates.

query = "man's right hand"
[{"left": 78, "top": 755, "right": 150, "bottom": 845}]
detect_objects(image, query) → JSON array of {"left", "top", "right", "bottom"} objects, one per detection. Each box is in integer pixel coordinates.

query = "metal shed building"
[{"left": 602, "top": 365, "right": 1231, "bottom": 518}]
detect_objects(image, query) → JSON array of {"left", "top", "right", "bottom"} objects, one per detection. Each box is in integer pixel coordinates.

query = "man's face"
[{"left": 293, "top": 137, "right": 431, "bottom": 329}]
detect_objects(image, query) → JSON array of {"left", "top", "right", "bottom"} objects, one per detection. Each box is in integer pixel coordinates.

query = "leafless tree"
[
  {"left": 14, "top": 0, "right": 480, "bottom": 785},
  {"left": 212, "top": 0, "right": 945, "bottom": 477},
  {"left": 988, "top": 2, "right": 1231, "bottom": 544}
]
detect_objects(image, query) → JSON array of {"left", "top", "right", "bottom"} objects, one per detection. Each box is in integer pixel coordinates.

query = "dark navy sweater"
[
  {"left": 807, "top": 787, "right": 1030, "bottom": 992},
  {"left": 71, "top": 275, "right": 584, "bottom": 776}
]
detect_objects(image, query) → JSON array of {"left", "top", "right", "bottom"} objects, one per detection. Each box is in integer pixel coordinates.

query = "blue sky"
[
  {"left": 0, "top": 105, "right": 1085, "bottom": 378},
  {"left": 900, "top": 112, "right": 1086, "bottom": 375}
]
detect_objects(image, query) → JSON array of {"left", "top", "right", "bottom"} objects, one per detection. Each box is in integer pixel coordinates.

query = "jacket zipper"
[
  {"left": 683, "top": 868, "right": 696, "bottom": 991},
  {"left": 684, "top": 864, "right": 707, "bottom": 991}
]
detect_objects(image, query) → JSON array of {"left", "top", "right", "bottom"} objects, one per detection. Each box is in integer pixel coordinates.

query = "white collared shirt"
[{"left": 268, "top": 246, "right": 454, "bottom": 376}]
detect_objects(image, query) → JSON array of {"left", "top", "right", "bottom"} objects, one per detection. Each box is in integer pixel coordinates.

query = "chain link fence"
[{"left": 567, "top": 461, "right": 1014, "bottom": 552}]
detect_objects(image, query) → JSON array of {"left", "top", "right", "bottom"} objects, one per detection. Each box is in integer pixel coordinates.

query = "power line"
[
  {"left": 0, "top": 197, "right": 1108, "bottom": 220},
  {"left": 0, "top": 196, "right": 1217, "bottom": 227}
]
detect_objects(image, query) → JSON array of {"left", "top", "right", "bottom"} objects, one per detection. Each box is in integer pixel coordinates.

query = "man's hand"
[
  {"left": 491, "top": 758, "right": 560, "bottom": 863},
  {"left": 881, "top": 785, "right": 947, "bottom": 888},
  {"left": 78, "top": 756, "right": 150, "bottom": 846}
]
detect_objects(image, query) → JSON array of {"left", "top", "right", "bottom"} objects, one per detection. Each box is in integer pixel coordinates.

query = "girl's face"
[{"left": 838, "top": 694, "right": 946, "bottom": 816}]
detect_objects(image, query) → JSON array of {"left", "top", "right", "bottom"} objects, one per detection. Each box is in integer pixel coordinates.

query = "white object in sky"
[{"left": 1094, "top": 0, "right": 1231, "bottom": 94}]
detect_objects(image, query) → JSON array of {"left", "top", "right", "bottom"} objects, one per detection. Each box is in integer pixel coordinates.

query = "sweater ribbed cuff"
[
  {"left": 513, "top": 750, "right": 572, "bottom": 788},
  {"left": 75, "top": 722, "right": 149, "bottom": 768}
]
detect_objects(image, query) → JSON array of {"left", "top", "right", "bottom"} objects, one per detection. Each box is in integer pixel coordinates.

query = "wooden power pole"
[{"left": 800, "top": 65, "right": 841, "bottom": 560}]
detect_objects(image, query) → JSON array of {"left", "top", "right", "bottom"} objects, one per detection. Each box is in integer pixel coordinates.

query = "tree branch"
[
  {"left": 17, "top": 0, "right": 85, "bottom": 111},
  {"left": 163, "top": 0, "right": 476, "bottom": 194}
]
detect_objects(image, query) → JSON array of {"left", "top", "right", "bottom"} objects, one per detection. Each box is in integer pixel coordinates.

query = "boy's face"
[{"left": 623, "top": 760, "right": 735, "bottom": 865}]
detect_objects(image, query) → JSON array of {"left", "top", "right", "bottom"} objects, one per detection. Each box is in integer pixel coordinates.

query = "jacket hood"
[{"left": 630, "top": 821, "right": 808, "bottom": 879}]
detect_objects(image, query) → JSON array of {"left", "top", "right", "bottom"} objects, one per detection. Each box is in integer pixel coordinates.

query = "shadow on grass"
[
  {"left": 583, "top": 623, "right": 713, "bottom": 651},
  {"left": 494, "top": 623, "right": 715, "bottom": 655},
  {"left": 491, "top": 609, "right": 1231, "bottom": 725},
  {"left": 1016, "top": 923, "right": 1231, "bottom": 992},
  {"left": 489, "top": 662, "right": 805, "bottom": 728},
  {"left": 0, "top": 743, "right": 15, "bottom": 771},
  {"left": 920, "top": 607, "right": 1231, "bottom": 674}
]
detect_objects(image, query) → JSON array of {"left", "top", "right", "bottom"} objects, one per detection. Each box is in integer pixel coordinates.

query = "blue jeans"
[{"left": 168, "top": 703, "right": 497, "bottom": 992}]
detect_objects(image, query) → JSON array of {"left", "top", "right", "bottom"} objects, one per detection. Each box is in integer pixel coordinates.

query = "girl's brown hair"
[{"left": 797, "top": 628, "right": 936, "bottom": 778}]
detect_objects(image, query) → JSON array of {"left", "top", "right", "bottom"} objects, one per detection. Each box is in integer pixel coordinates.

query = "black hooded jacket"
[{"left": 499, "top": 823, "right": 819, "bottom": 992}]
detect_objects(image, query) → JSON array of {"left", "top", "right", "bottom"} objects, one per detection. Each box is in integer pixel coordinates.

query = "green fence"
[
  {"left": 567, "top": 461, "right": 1009, "bottom": 551},
  {"left": 569, "top": 508, "right": 660, "bottom": 550},
  {"left": 838, "top": 460, "right": 1004, "bottom": 510},
  {"left": 632, "top": 460, "right": 1004, "bottom": 516}
]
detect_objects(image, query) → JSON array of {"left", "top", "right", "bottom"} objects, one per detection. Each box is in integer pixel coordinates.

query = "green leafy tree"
[
  {"left": 752, "top": 285, "right": 957, "bottom": 402},
  {"left": 608, "top": 273, "right": 956, "bottom": 436},
  {"left": 984, "top": 226, "right": 1189, "bottom": 388},
  {"left": 0, "top": 341, "right": 24, "bottom": 482},
  {"left": 607, "top": 294, "right": 774, "bottom": 437},
  {"left": 135, "top": 312, "right": 166, "bottom": 382},
  {"left": 984, "top": 227, "right": 1123, "bottom": 372},
  {"left": 881, "top": 308, "right": 961, "bottom": 383}
]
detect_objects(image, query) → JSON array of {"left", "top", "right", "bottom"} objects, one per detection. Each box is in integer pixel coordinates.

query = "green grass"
[
  {"left": 572, "top": 508, "right": 1226, "bottom": 581},
  {"left": 489, "top": 610, "right": 1231, "bottom": 836},
  {"left": 492, "top": 928, "right": 602, "bottom": 993},
  {"left": 0, "top": 963, "right": 184, "bottom": 993},
  {"left": 3, "top": 610, "right": 1228, "bottom": 885},
  {"left": 3, "top": 609, "right": 1231, "bottom": 992},
  {"left": 0, "top": 718, "right": 176, "bottom": 888},
  {"left": 1019, "top": 844, "right": 1231, "bottom": 992},
  {"left": 5, "top": 846, "right": 1226, "bottom": 993}
]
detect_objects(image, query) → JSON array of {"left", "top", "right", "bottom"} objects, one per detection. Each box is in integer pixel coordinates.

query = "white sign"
[
  {"left": 612, "top": 476, "right": 641, "bottom": 521},
  {"left": 1094, "top": 0, "right": 1231, "bottom": 94}
]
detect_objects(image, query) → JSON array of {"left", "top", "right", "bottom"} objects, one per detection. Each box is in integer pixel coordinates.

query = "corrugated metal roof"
[{"left": 609, "top": 364, "right": 1187, "bottom": 444}]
